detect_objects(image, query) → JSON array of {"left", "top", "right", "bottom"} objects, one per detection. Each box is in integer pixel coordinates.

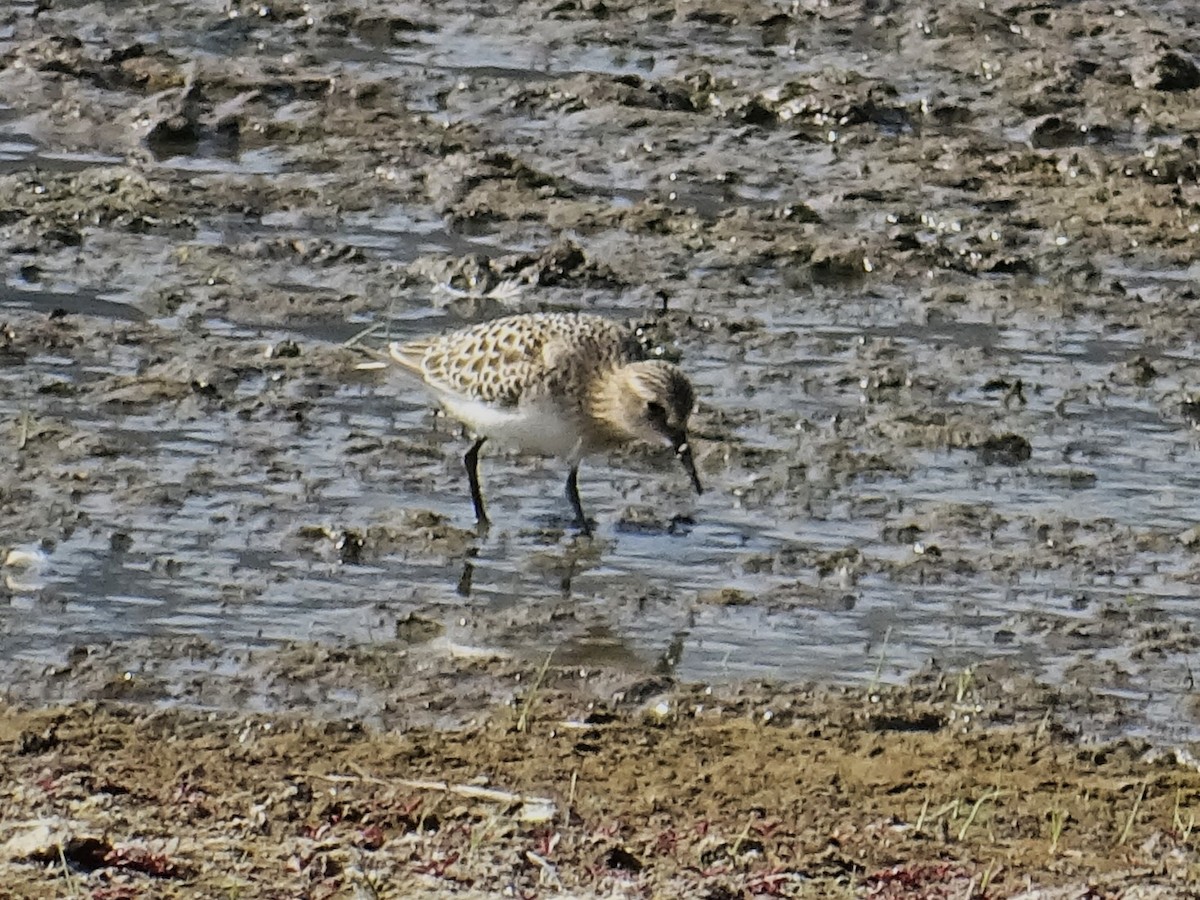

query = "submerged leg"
[
  {"left": 565, "top": 465, "right": 591, "bottom": 536},
  {"left": 464, "top": 437, "right": 489, "bottom": 526}
]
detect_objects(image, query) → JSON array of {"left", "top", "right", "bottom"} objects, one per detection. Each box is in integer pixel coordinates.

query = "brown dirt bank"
[{"left": 1, "top": 673, "right": 1198, "bottom": 899}]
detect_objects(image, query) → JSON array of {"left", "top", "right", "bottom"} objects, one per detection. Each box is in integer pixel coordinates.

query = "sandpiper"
[{"left": 389, "top": 312, "right": 702, "bottom": 533}]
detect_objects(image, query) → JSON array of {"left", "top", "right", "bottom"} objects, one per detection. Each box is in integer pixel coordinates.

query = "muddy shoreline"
[{"left": 2, "top": 674, "right": 1199, "bottom": 898}]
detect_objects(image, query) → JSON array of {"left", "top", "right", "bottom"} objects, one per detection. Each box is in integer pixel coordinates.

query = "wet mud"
[{"left": 3, "top": 0, "right": 1200, "bottom": 894}]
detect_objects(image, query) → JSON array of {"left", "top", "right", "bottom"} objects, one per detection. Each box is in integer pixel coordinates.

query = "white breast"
[{"left": 437, "top": 392, "right": 585, "bottom": 460}]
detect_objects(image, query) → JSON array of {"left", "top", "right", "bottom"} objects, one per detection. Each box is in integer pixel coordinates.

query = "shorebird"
[{"left": 389, "top": 312, "right": 702, "bottom": 534}]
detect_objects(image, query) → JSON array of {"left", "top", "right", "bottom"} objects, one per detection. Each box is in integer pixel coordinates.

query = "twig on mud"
[
  {"left": 516, "top": 650, "right": 554, "bottom": 734},
  {"left": 525, "top": 849, "right": 562, "bottom": 887},
  {"left": 305, "top": 769, "right": 556, "bottom": 822},
  {"left": 342, "top": 321, "right": 386, "bottom": 349},
  {"left": 978, "top": 859, "right": 1001, "bottom": 894},
  {"left": 354, "top": 358, "right": 390, "bottom": 371},
  {"left": 1118, "top": 780, "right": 1148, "bottom": 846},
  {"left": 393, "top": 779, "right": 543, "bottom": 805},
  {"left": 344, "top": 321, "right": 395, "bottom": 371},
  {"left": 954, "top": 667, "right": 974, "bottom": 704},
  {"left": 464, "top": 807, "right": 503, "bottom": 864},
  {"left": 55, "top": 842, "right": 81, "bottom": 899},
  {"left": 566, "top": 770, "right": 578, "bottom": 824},
  {"left": 344, "top": 763, "right": 392, "bottom": 785},
  {"left": 958, "top": 788, "right": 1004, "bottom": 842},
  {"left": 1174, "top": 788, "right": 1196, "bottom": 842},
  {"left": 730, "top": 815, "right": 756, "bottom": 858},
  {"left": 914, "top": 796, "right": 931, "bottom": 833},
  {"left": 1034, "top": 706, "right": 1053, "bottom": 743},
  {"left": 868, "top": 626, "right": 892, "bottom": 694},
  {"left": 1047, "top": 805, "right": 1067, "bottom": 855},
  {"left": 396, "top": 777, "right": 556, "bottom": 823},
  {"left": 929, "top": 797, "right": 961, "bottom": 826}
]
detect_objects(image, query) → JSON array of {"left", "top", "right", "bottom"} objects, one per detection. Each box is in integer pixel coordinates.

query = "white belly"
[{"left": 438, "top": 393, "right": 584, "bottom": 459}]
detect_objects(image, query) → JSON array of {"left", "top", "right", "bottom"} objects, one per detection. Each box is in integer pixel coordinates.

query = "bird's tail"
[{"left": 387, "top": 339, "right": 430, "bottom": 376}]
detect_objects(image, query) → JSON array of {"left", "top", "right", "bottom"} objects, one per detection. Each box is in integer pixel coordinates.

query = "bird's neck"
[{"left": 584, "top": 367, "right": 637, "bottom": 445}]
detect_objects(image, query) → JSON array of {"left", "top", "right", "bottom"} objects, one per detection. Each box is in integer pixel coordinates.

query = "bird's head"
[{"left": 596, "top": 360, "right": 703, "bottom": 494}]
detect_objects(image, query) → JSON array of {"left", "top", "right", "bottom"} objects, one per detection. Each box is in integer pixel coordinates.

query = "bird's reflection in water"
[
  {"left": 655, "top": 633, "right": 687, "bottom": 676},
  {"left": 528, "top": 536, "right": 605, "bottom": 599},
  {"left": 447, "top": 537, "right": 691, "bottom": 677},
  {"left": 454, "top": 533, "right": 607, "bottom": 600},
  {"left": 455, "top": 557, "right": 475, "bottom": 597}
]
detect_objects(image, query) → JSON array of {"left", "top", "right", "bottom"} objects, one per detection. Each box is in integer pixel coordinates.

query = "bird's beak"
[{"left": 673, "top": 434, "right": 703, "bottom": 495}]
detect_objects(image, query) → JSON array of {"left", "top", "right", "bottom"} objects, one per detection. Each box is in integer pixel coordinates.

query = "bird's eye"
[{"left": 646, "top": 401, "right": 666, "bottom": 420}]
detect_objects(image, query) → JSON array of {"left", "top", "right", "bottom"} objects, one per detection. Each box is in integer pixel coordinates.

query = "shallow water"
[{"left": 4, "top": 271, "right": 1199, "bottom": 737}]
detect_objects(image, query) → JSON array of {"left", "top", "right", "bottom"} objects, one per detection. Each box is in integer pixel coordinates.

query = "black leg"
[
  {"left": 464, "top": 437, "right": 489, "bottom": 526},
  {"left": 565, "top": 465, "right": 591, "bottom": 536},
  {"left": 456, "top": 559, "right": 475, "bottom": 597}
]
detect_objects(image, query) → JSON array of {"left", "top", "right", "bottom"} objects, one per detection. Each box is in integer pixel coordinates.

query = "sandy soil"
[{"left": 2, "top": 671, "right": 1199, "bottom": 898}]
